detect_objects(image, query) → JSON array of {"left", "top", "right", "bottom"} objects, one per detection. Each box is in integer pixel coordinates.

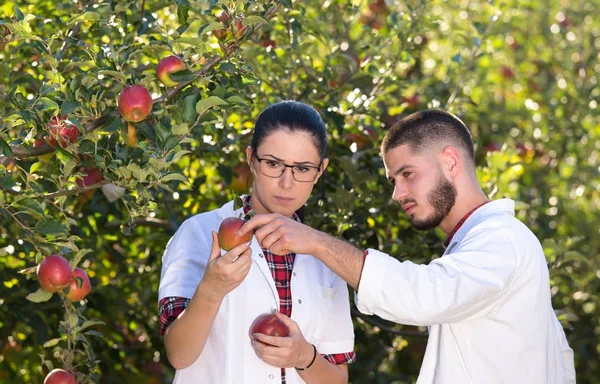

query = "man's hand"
[
  {"left": 238, "top": 213, "right": 323, "bottom": 256},
  {"left": 251, "top": 311, "right": 315, "bottom": 368}
]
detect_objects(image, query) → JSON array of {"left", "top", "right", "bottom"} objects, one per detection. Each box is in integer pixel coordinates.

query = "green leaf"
[
  {"left": 43, "top": 338, "right": 61, "bottom": 348},
  {"left": 26, "top": 289, "right": 53, "bottom": 303},
  {"left": 242, "top": 16, "right": 268, "bottom": 27},
  {"left": 61, "top": 101, "right": 78, "bottom": 116},
  {"left": 227, "top": 95, "right": 251, "bottom": 106},
  {"left": 54, "top": 147, "right": 77, "bottom": 166},
  {"left": 0, "top": 138, "right": 13, "bottom": 157},
  {"left": 35, "top": 218, "right": 69, "bottom": 235},
  {"left": 161, "top": 173, "right": 189, "bottom": 183},
  {"left": 172, "top": 123, "right": 189, "bottom": 136},
  {"left": 67, "top": 12, "right": 102, "bottom": 26},
  {"left": 34, "top": 97, "right": 59, "bottom": 112},
  {"left": 182, "top": 94, "right": 199, "bottom": 123},
  {"left": 98, "top": 70, "right": 127, "bottom": 83},
  {"left": 196, "top": 96, "right": 227, "bottom": 116}
]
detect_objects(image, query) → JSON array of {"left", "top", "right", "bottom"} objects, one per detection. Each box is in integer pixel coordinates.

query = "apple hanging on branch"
[
  {"left": 156, "top": 55, "right": 186, "bottom": 87},
  {"left": 66, "top": 267, "right": 92, "bottom": 302},
  {"left": 47, "top": 115, "right": 79, "bottom": 148},
  {"left": 117, "top": 85, "right": 153, "bottom": 123},
  {"left": 37, "top": 254, "right": 72, "bottom": 293},
  {"left": 43, "top": 368, "right": 77, "bottom": 384}
]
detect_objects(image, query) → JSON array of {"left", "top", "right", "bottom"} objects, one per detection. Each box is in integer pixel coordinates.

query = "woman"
[{"left": 158, "top": 100, "right": 355, "bottom": 384}]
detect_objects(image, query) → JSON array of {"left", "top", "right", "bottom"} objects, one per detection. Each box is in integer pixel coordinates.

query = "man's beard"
[{"left": 411, "top": 170, "right": 457, "bottom": 231}]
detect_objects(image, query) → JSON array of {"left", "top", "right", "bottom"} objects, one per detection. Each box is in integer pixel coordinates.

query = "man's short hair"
[{"left": 381, "top": 110, "right": 475, "bottom": 163}]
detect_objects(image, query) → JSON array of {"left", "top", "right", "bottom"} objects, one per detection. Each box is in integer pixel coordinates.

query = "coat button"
[
  {"left": 292, "top": 272, "right": 297, "bottom": 277},
  {"left": 269, "top": 374, "right": 274, "bottom": 379},
  {"left": 259, "top": 253, "right": 264, "bottom": 258},
  {"left": 297, "top": 299, "right": 302, "bottom": 304}
]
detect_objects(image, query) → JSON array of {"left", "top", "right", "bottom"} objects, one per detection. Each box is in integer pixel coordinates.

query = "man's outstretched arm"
[{"left": 238, "top": 213, "right": 365, "bottom": 290}]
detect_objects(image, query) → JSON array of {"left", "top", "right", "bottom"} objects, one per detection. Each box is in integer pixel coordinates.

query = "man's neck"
[{"left": 440, "top": 190, "right": 488, "bottom": 235}]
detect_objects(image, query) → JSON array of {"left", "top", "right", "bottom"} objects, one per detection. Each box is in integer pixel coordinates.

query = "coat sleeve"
[
  {"left": 315, "top": 274, "right": 356, "bottom": 355},
  {"left": 158, "top": 217, "right": 213, "bottom": 302},
  {"left": 355, "top": 226, "right": 517, "bottom": 326}
]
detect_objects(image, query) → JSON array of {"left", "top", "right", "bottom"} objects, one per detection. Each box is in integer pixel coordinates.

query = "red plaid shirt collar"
[{"left": 443, "top": 200, "right": 491, "bottom": 248}]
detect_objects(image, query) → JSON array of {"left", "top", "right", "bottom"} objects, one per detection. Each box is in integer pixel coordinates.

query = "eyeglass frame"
[{"left": 253, "top": 153, "right": 323, "bottom": 183}]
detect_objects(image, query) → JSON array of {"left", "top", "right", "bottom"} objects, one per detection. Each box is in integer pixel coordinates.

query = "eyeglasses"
[{"left": 254, "top": 154, "right": 322, "bottom": 183}]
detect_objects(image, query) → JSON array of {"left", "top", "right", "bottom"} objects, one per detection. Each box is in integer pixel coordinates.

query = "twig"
[
  {"left": 43, "top": 180, "right": 111, "bottom": 200},
  {"left": 9, "top": 3, "right": 283, "bottom": 160},
  {"left": 351, "top": 306, "right": 428, "bottom": 337},
  {"left": 105, "top": 216, "right": 175, "bottom": 231}
]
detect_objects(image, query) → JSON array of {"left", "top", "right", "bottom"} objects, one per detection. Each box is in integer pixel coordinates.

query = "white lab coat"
[
  {"left": 356, "top": 199, "right": 576, "bottom": 383},
  {"left": 159, "top": 200, "right": 354, "bottom": 384}
]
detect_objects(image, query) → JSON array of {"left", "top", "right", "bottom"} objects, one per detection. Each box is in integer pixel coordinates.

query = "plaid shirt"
[{"left": 159, "top": 196, "right": 355, "bottom": 382}]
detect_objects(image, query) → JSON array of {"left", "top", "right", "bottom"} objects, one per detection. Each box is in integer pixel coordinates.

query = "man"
[{"left": 239, "top": 109, "right": 576, "bottom": 383}]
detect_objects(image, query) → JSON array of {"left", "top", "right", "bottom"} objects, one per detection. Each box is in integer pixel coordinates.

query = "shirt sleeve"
[
  {"left": 553, "top": 313, "right": 576, "bottom": 383},
  {"left": 158, "top": 218, "right": 213, "bottom": 301},
  {"left": 158, "top": 296, "right": 191, "bottom": 336},
  {"left": 315, "top": 274, "right": 356, "bottom": 358},
  {"left": 355, "top": 226, "right": 517, "bottom": 326}
]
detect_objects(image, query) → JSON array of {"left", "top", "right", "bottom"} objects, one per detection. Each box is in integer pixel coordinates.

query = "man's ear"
[{"left": 441, "top": 146, "right": 461, "bottom": 176}]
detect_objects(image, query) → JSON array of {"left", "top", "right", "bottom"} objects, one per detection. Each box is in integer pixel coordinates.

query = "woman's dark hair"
[{"left": 250, "top": 100, "right": 328, "bottom": 159}]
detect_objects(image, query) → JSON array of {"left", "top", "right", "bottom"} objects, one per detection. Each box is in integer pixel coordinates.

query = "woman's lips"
[{"left": 274, "top": 196, "right": 294, "bottom": 204}]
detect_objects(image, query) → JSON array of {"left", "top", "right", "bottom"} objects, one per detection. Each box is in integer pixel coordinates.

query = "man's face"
[{"left": 384, "top": 144, "right": 457, "bottom": 230}]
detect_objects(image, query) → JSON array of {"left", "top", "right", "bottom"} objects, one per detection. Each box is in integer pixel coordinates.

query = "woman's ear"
[
  {"left": 245, "top": 146, "right": 254, "bottom": 173},
  {"left": 315, "top": 158, "right": 329, "bottom": 183}
]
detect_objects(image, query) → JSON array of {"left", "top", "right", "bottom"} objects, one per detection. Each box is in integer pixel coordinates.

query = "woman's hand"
[
  {"left": 198, "top": 232, "right": 252, "bottom": 302},
  {"left": 251, "top": 311, "right": 315, "bottom": 368}
]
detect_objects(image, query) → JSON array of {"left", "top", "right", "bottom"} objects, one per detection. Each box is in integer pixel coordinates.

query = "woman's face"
[{"left": 246, "top": 130, "right": 328, "bottom": 218}]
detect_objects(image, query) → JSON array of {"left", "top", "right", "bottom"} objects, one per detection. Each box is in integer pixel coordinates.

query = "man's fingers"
[
  {"left": 208, "top": 232, "right": 221, "bottom": 262},
  {"left": 238, "top": 214, "right": 278, "bottom": 236}
]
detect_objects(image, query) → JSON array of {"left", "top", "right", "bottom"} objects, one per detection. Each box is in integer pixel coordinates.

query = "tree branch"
[
  {"left": 351, "top": 306, "right": 429, "bottom": 337},
  {"left": 9, "top": 2, "right": 284, "bottom": 160},
  {"left": 105, "top": 216, "right": 175, "bottom": 231},
  {"left": 43, "top": 180, "right": 111, "bottom": 200}
]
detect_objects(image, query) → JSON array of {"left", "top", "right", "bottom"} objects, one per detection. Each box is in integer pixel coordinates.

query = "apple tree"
[{"left": 1, "top": 0, "right": 598, "bottom": 383}]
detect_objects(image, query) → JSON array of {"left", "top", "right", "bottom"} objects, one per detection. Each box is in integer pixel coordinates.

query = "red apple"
[
  {"left": 66, "top": 267, "right": 92, "bottom": 302},
  {"left": 118, "top": 85, "right": 153, "bottom": 123},
  {"left": 47, "top": 115, "right": 79, "bottom": 148},
  {"left": 261, "top": 37, "right": 276, "bottom": 49},
  {"left": 37, "top": 255, "right": 72, "bottom": 293},
  {"left": 249, "top": 313, "right": 291, "bottom": 343},
  {"left": 156, "top": 56, "right": 186, "bottom": 87},
  {"left": 34, "top": 138, "right": 54, "bottom": 163},
  {"left": 218, "top": 217, "right": 253, "bottom": 251},
  {"left": 44, "top": 368, "right": 77, "bottom": 384},
  {"left": 76, "top": 167, "right": 104, "bottom": 199}
]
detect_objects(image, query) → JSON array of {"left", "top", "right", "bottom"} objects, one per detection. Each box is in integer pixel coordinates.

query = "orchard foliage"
[{"left": 0, "top": 0, "right": 598, "bottom": 383}]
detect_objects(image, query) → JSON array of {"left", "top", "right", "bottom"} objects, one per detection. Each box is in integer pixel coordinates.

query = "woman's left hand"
[{"left": 251, "top": 311, "right": 315, "bottom": 368}]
